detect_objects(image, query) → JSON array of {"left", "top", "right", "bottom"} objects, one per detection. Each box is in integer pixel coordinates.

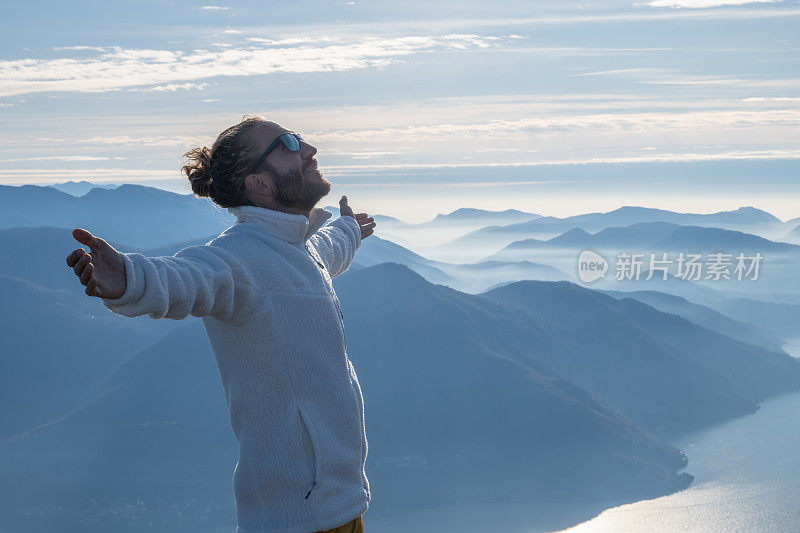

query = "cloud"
[
  {"left": 201, "top": 5, "right": 228, "bottom": 10},
  {"left": 53, "top": 45, "right": 108, "bottom": 52},
  {"left": 35, "top": 135, "right": 203, "bottom": 146},
  {"left": 573, "top": 67, "right": 800, "bottom": 89},
  {"left": 645, "top": 0, "right": 779, "bottom": 7},
  {"left": 0, "top": 34, "right": 501, "bottom": 97},
  {"left": 318, "top": 149, "right": 800, "bottom": 175},
  {"left": 128, "top": 82, "right": 208, "bottom": 92},
  {"left": 0, "top": 156, "right": 114, "bottom": 162},
  {"left": 0, "top": 168, "right": 179, "bottom": 184},
  {"left": 310, "top": 109, "right": 800, "bottom": 140}
]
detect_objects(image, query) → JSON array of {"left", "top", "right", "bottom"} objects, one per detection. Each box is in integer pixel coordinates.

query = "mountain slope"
[
  {"left": 0, "top": 184, "right": 234, "bottom": 248},
  {"left": 483, "top": 279, "right": 800, "bottom": 435},
  {"left": 601, "top": 288, "right": 782, "bottom": 352},
  {"left": 0, "top": 264, "right": 694, "bottom": 531}
]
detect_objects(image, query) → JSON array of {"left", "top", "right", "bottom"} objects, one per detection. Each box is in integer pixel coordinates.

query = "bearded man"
[{"left": 66, "top": 116, "right": 376, "bottom": 533}]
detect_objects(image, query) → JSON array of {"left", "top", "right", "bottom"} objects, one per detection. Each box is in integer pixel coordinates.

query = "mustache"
[{"left": 303, "top": 157, "right": 319, "bottom": 173}]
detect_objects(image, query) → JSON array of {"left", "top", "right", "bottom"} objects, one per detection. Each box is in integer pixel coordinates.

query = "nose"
[{"left": 300, "top": 140, "right": 317, "bottom": 158}]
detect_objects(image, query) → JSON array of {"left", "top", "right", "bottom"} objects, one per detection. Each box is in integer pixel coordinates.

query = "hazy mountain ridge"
[
  {"left": 1, "top": 263, "right": 696, "bottom": 531},
  {"left": 438, "top": 206, "right": 794, "bottom": 262},
  {"left": 0, "top": 184, "right": 234, "bottom": 248},
  {"left": 1, "top": 183, "right": 798, "bottom": 531},
  {"left": 600, "top": 289, "right": 782, "bottom": 352},
  {"left": 483, "top": 279, "right": 800, "bottom": 436},
  {"left": 50, "top": 180, "right": 117, "bottom": 197}
]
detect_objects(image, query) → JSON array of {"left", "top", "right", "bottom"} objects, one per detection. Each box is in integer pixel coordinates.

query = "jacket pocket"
[{"left": 298, "top": 402, "right": 320, "bottom": 499}]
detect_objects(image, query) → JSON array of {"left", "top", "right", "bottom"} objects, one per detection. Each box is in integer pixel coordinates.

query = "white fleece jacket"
[{"left": 102, "top": 205, "right": 370, "bottom": 533}]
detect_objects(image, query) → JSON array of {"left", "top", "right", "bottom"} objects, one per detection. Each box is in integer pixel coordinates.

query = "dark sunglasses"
[{"left": 251, "top": 132, "right": 304, "bottom": 174}]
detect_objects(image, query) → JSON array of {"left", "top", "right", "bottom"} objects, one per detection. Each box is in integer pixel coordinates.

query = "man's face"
[{"left": 250, "top": 121, "right": 332, "bottom": 211}]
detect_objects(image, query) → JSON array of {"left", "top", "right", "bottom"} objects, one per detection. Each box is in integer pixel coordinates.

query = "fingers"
[
  {"left": 66, "top": 248, "right": 86, "bottom": 267},
  {"left": 85, "top": 277, "right": 104, "bottom": 298},
  {"left": 360, "top": 221, "right": 376, "bottom": 232},
  {"left": 72, "top": 228, "right": 98, "bottom": 249},
  {"left": 73, "top": 252, "right": 92, "bottom": 276},
  {"left": 86, "top": 278, "right": 97, "bottom": 297},
  {"left": 339, "top": 195, "right": 348, "bottom": 207},
  {"left": 80, "top": 262, "right": 94, "bottom": 285}
]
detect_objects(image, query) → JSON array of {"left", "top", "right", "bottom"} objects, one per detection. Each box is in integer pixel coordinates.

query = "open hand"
[
  {"left": 66, "top": 228, "right": 126, "bottom": 298},
  {"left": 339, "top": 196, "right": 376, "bottom": 240}
]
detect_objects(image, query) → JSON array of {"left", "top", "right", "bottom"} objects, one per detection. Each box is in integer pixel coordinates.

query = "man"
[{"left": 65, "top": 116, "right": 376, "bottom": 533}]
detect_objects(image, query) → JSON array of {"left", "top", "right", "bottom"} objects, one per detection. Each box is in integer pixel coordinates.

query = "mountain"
[
  {"left": 491, "top": 223, "right": 799, "bottom": 262},
  {"left": 0, "top": 322, "right": 237, "bottom": 533},
  {"left": 435, "top": 260, "right": 570, "bottom": 293},
  {"left": 50, "top": 181, "right": 117, "bottom": 197},
  {"left": 354, "top": 207, "right": 541, "bottom": 252},
  {"left": 483, "top": 279, "right": 800, "bottom": 436},
  {"left": 0, "top": 274, "right": 178, "bottom": 441},
  {"left": 0, "top": 226, "right": 183, "bottom": 439},
  {"left": 711, "top": 298, "right": 800, "bottom": 340},
  {"left": 354, "top": 235, "right": 455, "bottom": 286},
  {"left": 428, "top": 208, "right": 540, "bottom": 226},
  {"left": 0, "top": 263, "right": 693, "bottom": 531},
  {"left": 780, "top": 222, "right": 800, "bottom": 245},
  {"left": 485, "top": 223, "right": 800, "bottom": 295},
  {"left": 0, "top": 226, "right": 134, "bottom": 294},
  {"left": 0, "top": 184, "right": 234, "bottom": 248},
  {"left": 601, "top": 289, "right": 782, "bottom": 352},
  {"left": 437, "top": 206, "right": 787, "bottom": 262},
  {"left": 652, "top": 225, "right": 799, "bottom": 253}
]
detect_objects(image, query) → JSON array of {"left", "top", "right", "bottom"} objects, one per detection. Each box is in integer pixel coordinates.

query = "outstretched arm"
[
  {"left": 308, "top": 196, "right": 376, "bottom": 277},
  {"left": 66, "top": 228, "right": 257, "bottom": 322}
]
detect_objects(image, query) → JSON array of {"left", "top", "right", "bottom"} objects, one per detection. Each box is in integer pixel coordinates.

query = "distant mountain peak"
[
  {"left": 548, "top": 227, "right": 592, "bottom": 244},
  {"left": 612, "top": 206, "right": 672, "bottom": 214},
  {"left": 432, "top": 207, "right": 538, "bottom": 222},
  {"left": 49, "top": 180, "right": 117, "bottom": 197}
]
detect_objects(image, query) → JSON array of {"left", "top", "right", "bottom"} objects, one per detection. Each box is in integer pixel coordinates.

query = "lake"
[
  {"left": 364, "top": 390, "right": 800, "bottom": 532},
  {"left": 561, "top": 390, "right": 800, "bottom": 532}
]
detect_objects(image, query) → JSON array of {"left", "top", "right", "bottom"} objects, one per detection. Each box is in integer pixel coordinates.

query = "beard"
[{"left": 268, "top": 161, "right": 332, "bottom": 212}]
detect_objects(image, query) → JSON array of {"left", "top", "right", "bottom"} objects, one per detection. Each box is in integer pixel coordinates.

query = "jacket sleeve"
[
  {"left": 101, "top": 244, "right": 258, "bottom": 323},
  {"left": 307, "top": 215, "right": 361, "bottom": 278}
]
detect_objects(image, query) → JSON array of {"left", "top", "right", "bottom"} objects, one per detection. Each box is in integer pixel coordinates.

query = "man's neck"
[{"left": 255, "top": 200, "right": 311, "bottom": 219}]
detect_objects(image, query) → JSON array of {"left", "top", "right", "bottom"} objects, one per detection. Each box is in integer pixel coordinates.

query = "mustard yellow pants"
[{"left": 317, "top": 514, "right": 363, "bottom": 533}]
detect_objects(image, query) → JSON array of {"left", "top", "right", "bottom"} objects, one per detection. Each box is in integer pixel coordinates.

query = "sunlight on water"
[{"left": 560, "top": 391, "right": 800, "bottom": 533}]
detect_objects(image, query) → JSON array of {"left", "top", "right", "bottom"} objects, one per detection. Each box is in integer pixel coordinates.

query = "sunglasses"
[{"left": 251, "top": 132, "right": 304, "bottom": 174}]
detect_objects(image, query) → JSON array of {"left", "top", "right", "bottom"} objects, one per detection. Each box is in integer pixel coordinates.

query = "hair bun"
[{"left": 182, "top": 146, "right": 213, "bottom": 198}]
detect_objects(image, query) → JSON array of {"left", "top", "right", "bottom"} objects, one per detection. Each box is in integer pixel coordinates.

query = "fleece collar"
[{"left": 227, "top": 205, "right": 332, "bottom": 244}]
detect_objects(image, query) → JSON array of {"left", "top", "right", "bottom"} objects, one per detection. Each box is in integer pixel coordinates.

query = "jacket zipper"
[{"left": 306, "top": 244, "right": 368, "bottom": 495}]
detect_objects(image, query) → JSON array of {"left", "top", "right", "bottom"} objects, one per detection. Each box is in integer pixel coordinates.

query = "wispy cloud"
[
  {"left": 34, "top": 135, "right": 203, "bottom": 146},
  {"left": 311, "top": 109, "right": 800, "bottom": 139},
  {"left": 201, "top": 5, "right": 228, "bottom": 10},
  {"left": 0, "top": 168, "right": 179, "bottom": 184},
  {"left": 128, "top": 82, "right": 208, "bottom": 92},
  {"left": 645, "top": 0, "right": 779, "bottom": 7},
  {"left": 52, "top": 45, "right": 108, "bottom": 52},
  {"left": 0, "top": 34, "right": 500, "bottom": 97},
  {"left": 319, "top": 149, "right": 800, "bottom": 175},
  {"left": 574, "top": 67, "right": 800, "bottom": 89},
  {"left": 0, "top": 156, "right": 116, "bottom": 162}
]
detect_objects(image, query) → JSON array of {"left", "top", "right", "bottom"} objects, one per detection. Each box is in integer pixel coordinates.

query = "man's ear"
[{"left": 244, "top": 173, "right": 275, "bottom": 201}]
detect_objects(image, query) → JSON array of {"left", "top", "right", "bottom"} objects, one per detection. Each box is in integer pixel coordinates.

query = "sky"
[{"left": 1, "top": 0, "right": 799, "bottom": 222}]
